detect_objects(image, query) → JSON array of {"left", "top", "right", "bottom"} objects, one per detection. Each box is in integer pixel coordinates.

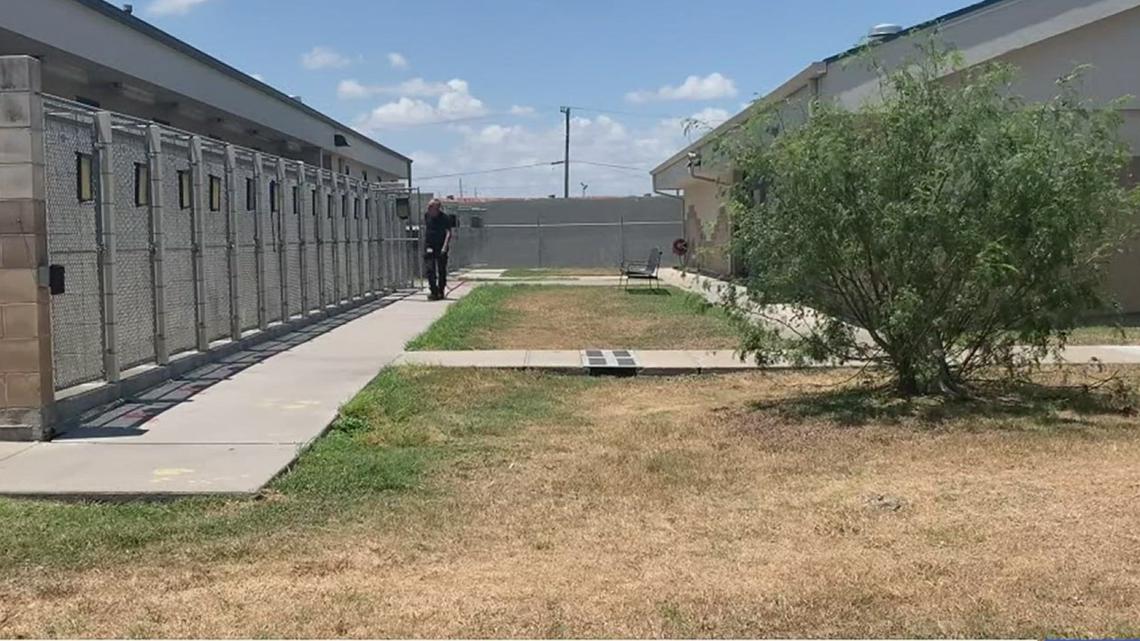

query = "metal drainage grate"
[{"left": 582, "top": 349, "right": 639, "bottom": 375}]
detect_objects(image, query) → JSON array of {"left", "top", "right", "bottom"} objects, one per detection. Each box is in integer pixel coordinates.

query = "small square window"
[
  {"left": 209, "top": 175, "right": 222, "bottom": 212},
  {"left": 134, "top": 163, "right": 149, "bottom": 206},
  {"left": 269, "top": 180, "right": 279, "bottom": 214},
  {"left": 246, "top": 178, "right": 256, "bottom": 211},
  {"left": 76, "top": 153, "right": 94, "bottom": 202},
  {"left": 177, "top": 170, "right": 191, "bottom": 210}
]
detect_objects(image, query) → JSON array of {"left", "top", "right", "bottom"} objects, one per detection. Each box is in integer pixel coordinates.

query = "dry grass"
[
  {"left": 3, "top": 367, "right": 1140, "bottom": 637},
  {"left": 478, "top": 285, "right": 738, "bottom": 350}
]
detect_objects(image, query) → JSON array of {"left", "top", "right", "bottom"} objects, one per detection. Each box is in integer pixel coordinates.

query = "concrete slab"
[
  {"left": 1053, "top": 345, "right": 1140, "bottom": 364},
  {"left": 634, "top": 350, "right": 702, "bottom": 375},
  {"left": 0, "top": 442, "right": 34, "bottom": 464},
  {"left": 524, "top": 350, "right": 583, "bottom": 371},
  {"left": 396, "top": 350, "right": 530, "bottom": 368},
  {"left": 692, "top": 350, "right": 758, "bottom": 372},
  {"left": 0, "top": 442, "right": 299, "bottom": 497}
]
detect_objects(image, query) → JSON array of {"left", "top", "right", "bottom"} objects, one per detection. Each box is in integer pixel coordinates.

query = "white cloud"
[
  {"left": 145, "top": 0, "right": 209, "bottom": 16},
  {"left": 354, "top": 79, "right": 487, "bottom": 129},
  {"left": 387, "top": 52, "right": 409, "bottom": 69},
  {"left": 337, "top": 77, "right": 471, "bottom": 100},
  {"left": 301, "top": 46, "right": 352, "bottom": 71},
  {"left": 337, "top": 79, "right": 371, "bottom": 100},
  {"left": 509, "top": 105, "right": 536, "bottom": 116},
  {"left": 625, "top": 72, "right": 738, "bottom": 103}
]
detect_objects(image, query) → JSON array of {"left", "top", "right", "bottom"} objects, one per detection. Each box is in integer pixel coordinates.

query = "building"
[
  {"left": 0, "top": 0, "right": 410, "bottom": 181},
  {"left": 0, "top": 0, "right": 418, "bottom": 440},
  {"left": 651, "top": 0, "right": 1140, "bottom": 311}
]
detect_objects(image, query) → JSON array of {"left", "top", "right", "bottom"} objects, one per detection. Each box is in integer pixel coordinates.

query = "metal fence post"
[
  {"left": 252, "top": 152, "right": 267, "bottom": 330},
  {"left": 296, "top": 161, "right": 309, "bottom": 314},
  {"left": 356, "top": 189, "right": 365, "bottom": 297},
  {"left": 275, "top": 157, "right": 289, "bottom": 320},
  {"left": 315, "top": 176, "right": 326, "bottom": 310},
  {"left": 223, "top": 145, "right": 241, "bottom": 340},
  {"left": 366, "top": 189, "right": 377, "bottom": 294},
  {"left": 188, "top": 136, "right": 209, "bottom": 351},
  {"left": 145, "top": 125, "right": 169, "bottom": 365},
  {"left": 93, "top": 111, "right": 120, "bottom": 382},
  {"left": 330, "top": 175, "right": 342, "bottom": 305}
]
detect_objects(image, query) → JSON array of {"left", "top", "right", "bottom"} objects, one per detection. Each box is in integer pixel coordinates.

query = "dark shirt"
[{"left": 424, "top": 211, "right": 453, "bottom": 250}]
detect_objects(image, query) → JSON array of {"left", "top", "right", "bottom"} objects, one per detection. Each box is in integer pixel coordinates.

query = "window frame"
[
  {"left": 245, "top": 177, "right": 256, "bottom": 211},
  {"left": 76, "top": 152, "right": 94, "bottom": 202},
  {"left": 177, "top": 170, "right": 191, "bottom": 210},
  {"left": 208, "top": 175, "right": 222, "bottom": 212},
  {"left": 133, "top": 162, "right": 150, "bottom": 207}
]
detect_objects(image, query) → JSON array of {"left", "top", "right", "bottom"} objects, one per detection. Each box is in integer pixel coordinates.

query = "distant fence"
[
  {"left": 41, "top": 95, "right": 419, "bottom": 392},
  {"left": 445, "top": 197, "right": 683, "bottom": 269}
]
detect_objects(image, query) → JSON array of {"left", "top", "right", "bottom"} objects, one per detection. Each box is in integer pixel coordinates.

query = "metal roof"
[
  {"left": 651, "top": 0, "right": 1013, "bottom": 177},
  {"left": 70, "top": 0, "right": 411, "bottom": 164}
]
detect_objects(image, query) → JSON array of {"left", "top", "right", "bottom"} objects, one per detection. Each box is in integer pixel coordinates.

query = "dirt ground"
[{"left": 2, "top": 368, "right": 1139, "bottom": 638}]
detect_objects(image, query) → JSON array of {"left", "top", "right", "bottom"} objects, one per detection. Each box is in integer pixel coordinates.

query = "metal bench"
[{"left": 619, "top": 248, "right": 662, "bottom": 290}]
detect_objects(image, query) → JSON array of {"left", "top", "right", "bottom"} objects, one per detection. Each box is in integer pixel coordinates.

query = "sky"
[{"left": 140, "top": 0, "right": 968, "bottom": 198}]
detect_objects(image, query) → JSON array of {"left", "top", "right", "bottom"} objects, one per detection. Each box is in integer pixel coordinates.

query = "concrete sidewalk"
[
  {"left": 0, "top": 286, "right": 469, "bottom": 499},
  {"left": 396, "top": 345, "right": 1140, "bottom": 373}
]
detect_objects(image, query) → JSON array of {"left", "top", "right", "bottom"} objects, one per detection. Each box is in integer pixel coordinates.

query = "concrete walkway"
[
  {"left": 396, "top": 345, "right": 1140, "bottom": 374},
  {"left": 0, "top": 286, "right": 469, "bottom": 499}
]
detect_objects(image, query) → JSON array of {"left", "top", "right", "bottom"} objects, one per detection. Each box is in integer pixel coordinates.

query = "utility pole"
[
  {"left": 560, "top": 106, "right": 570, "bottom": 198},
  {"left": 459, "top": 178, "right": 463, "bottom": 199}
]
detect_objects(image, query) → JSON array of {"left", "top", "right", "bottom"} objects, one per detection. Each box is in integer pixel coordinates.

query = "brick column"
[{"left": 0, "top": 56, "right": 53, "bottom": 441}]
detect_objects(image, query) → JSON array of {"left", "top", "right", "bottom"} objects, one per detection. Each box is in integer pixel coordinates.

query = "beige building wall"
[{"left": 665, "top": 2, "right": 1140, "bottom": 310}]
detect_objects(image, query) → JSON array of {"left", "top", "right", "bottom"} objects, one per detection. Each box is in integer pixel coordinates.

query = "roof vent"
[
  {"left": 122, "top": 4, "right": 133, "bottom": 14},
  {"left": 867, "top": 23, "right": 903, "bottom": 42},
  {"left": 333, "top": 134, "right": 350, "bottom": 148}
]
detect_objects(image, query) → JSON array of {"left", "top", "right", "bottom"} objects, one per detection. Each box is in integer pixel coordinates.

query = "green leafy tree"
[{"left": 721, "top": 44, "right": 1139, "bottom": 395}]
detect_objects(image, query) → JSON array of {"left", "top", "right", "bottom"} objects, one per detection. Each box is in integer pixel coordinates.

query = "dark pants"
[{"left": 425, "top": 248, "right": 448, "bottom": 297}]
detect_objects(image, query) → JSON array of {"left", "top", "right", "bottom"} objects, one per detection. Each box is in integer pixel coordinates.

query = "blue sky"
[{"left": 143, "top": 0, "right": 967, "bottom": 197}]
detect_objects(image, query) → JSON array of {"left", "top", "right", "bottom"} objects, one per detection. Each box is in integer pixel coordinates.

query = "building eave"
[{"left": 69, "top": 0, "right": 412, "bottom": 165}]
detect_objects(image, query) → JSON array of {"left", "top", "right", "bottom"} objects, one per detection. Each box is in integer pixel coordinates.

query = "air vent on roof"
[
  {"left": 334, "top": 134, "right": 350, "bottom": 147},
  {"left": 867, "top": 23, "right": 903, "bottom": 42}
]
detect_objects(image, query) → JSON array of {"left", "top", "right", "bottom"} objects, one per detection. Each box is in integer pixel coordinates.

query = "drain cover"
[{"left": 582, "top": 349, "right": 639, "bottom": 373}]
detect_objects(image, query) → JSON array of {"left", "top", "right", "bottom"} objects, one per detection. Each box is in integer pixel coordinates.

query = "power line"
[
  {"left": 572, "top": 159, "right": 649, "bottom": 172},
  {"left": 562, "top": 104, "right": 690, "bottom": 120},
  {"left": 415, "top": 161, "right": 560, "bottom": 181}
]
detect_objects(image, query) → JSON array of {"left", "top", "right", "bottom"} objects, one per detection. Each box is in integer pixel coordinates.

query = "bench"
[{"left": 619, "top": 248, "right": 662, "bottom": 290}]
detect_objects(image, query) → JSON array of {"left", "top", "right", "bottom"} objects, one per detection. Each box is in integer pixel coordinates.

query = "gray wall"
[{"left": 445, "top": 197, "right": 682, "bottom": 269}]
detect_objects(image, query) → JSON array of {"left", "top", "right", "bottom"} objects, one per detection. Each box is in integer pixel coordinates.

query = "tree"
[{"left": 720, "top": 44, "right": 1139, "bottom": 395}]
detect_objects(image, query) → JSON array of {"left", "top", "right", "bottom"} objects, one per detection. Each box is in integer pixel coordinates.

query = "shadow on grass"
[
  {"left": 625, "top": 288, "right": 671, "bottom": 296},
  {"left": 749, "top": 377, "right": 1138, "bottom": 430}
]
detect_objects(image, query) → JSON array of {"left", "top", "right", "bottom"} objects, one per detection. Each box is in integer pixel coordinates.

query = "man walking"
[{"left": 423, "top": 198, "right": 453, "bottom": 300}]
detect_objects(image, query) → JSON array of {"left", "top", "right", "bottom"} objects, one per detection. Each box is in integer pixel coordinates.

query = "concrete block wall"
[{"left": 0, "top": 56, "right": 53, "bottom": 440}]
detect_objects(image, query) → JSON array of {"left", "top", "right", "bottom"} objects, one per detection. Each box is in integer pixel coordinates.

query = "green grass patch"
[
  {"left": 500, "top": 267, "right": 614, "bottom": 279},
  {"left": 405, "top": 284, "right": 520, "bottom": 350},
  {"left": 1065, "top": 324, "right": 1140, "bottom": 345},
  {"left": 0, "top": 367, "right": 590, "bottom": 571}
]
